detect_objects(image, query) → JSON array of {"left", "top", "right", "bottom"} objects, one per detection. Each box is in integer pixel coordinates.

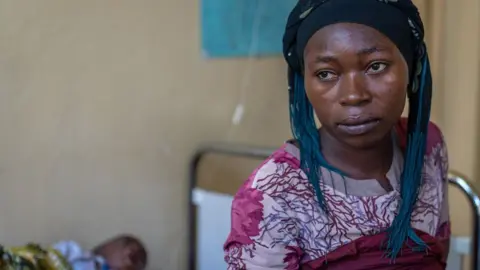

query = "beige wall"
[
  {"left": 0, "top": 0, "right": 478, "bottom": 269},
  {"left": 0, "top": 1, "right": 289, "bottom": 269}
]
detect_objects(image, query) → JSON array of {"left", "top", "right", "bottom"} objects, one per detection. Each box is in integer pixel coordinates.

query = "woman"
[{"left": 224, "top": 0, "right": 450, "bottom": 269}]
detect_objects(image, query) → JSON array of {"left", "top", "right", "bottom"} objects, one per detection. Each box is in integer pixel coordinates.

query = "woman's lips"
[{"left": 336, "top": 117, "right": 381, "bottom": 135}]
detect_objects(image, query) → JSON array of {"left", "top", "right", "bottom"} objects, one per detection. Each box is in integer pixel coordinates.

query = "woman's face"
[{"left": 303, "top": 23, "right": 408, "bottom": 149}]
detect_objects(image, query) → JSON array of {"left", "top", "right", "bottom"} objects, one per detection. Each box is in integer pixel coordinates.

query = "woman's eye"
[
  {"left": 317, "top": 71, "right": 337, "bottom": 81},
  {"left": 366, "top": 62, "right": 388, "bottom": 74}
]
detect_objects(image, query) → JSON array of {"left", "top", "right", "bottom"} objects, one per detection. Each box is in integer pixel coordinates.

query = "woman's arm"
[
  {"left": 223, "top": 187, "right": 301, "bottom": 270},
  {"left": 434, "top": 125, "right": 450, "bottom": 257},
  {"left": 436, "top": 181, "right": 450, "bottom": 257}
]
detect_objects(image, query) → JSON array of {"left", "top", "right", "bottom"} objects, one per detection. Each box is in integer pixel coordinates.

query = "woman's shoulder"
[
  {"left": 395, "top": 117, "right": 446, "bottom": 155},
  {"left": 235, "top": 143, "right": 306, "bottom": 197}
]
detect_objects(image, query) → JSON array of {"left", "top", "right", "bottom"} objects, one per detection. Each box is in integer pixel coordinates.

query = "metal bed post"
[
  {"left": 188, "top": 143, "right": 480, "bottom": 270},
  {"left": 188, "top": 143, "right": 275, "bottom": 270},
  {"left": 448, "top": 172, "right": 480, "bottom": 270}
]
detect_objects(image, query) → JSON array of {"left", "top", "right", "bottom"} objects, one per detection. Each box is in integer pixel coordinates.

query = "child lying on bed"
[{"left": 53, "top": 234, "right": 148, "bottom": 270}]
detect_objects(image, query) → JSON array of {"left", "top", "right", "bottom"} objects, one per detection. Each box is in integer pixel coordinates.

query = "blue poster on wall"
[{"left": 201, "top": 0, "right": 296, "bottom": 58}]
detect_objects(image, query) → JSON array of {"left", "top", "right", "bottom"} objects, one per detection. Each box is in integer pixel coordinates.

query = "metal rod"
[
  {"left": 187, "top": 143, "right": 275, "bottom": 270},
  {"left": 448, "top": 172, "right": 480, "bottom": 270},
  {"left": 188, "top": 143, "right": 480, "bottom": 270}
]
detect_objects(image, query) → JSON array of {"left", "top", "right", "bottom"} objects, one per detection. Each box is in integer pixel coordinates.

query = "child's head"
[{"left": 93, "top": 234, "right": 147, "bottom": 270}]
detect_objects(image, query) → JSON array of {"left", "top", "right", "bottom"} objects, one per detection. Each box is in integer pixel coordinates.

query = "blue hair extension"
[
  {"left": 385, "top": 46, "right": 432, "bottom": 260},
  {"left": 289, "top": 72, "right": 345, "bottom": 211},
  {"left": 290, "top": 73, "right": 326, "bottom": 211}
]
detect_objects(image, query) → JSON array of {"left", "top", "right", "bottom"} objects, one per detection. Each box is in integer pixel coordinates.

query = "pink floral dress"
[{"left": 223, "top": 120, "right": 450, "bottom": 269}]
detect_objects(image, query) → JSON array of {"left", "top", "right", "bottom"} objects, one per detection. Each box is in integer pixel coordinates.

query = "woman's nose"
[{"left": 338, "top": 73, "right": 372, "bottom": 107}]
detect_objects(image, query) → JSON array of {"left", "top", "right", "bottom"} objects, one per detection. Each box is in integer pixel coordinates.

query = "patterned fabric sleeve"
[
  {"left": 435, "top": 129, "right": 450, "bottom": 240},
  {"left": 223, "top": 186, "right": 301, "bottom": 270}
]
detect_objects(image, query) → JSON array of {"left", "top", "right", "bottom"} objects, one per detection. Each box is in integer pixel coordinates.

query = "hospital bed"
[{"left": 188, "top": 143, "right": 480, "bottom": 270}]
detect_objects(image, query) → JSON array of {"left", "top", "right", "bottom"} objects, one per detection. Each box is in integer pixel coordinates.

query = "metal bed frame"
[{"left": 188, "top": 143, "right": 480, "bottom": 270}]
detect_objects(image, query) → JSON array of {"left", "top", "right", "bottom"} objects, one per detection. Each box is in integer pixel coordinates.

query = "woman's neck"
[{"left": 319, "top": 128, "right": 394, "bottom": 180}]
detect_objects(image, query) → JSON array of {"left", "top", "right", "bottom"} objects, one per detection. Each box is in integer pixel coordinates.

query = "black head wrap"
[{"left": 282, "top": 0, "right": 432, "bottom": 261}]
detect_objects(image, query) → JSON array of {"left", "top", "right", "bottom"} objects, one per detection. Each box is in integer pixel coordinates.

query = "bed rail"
[{"left": 448, "top": 172, "right": 480, "bottom": 270}]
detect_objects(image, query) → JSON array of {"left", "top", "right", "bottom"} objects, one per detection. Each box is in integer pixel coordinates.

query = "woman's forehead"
[{"left": 305, "top": 23, "right": 396, "bottom": 55}]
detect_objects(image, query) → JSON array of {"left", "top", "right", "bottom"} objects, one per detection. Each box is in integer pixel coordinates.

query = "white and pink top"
[{"left": 224, "top": 119, "right": 450, "bottom": 270}]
